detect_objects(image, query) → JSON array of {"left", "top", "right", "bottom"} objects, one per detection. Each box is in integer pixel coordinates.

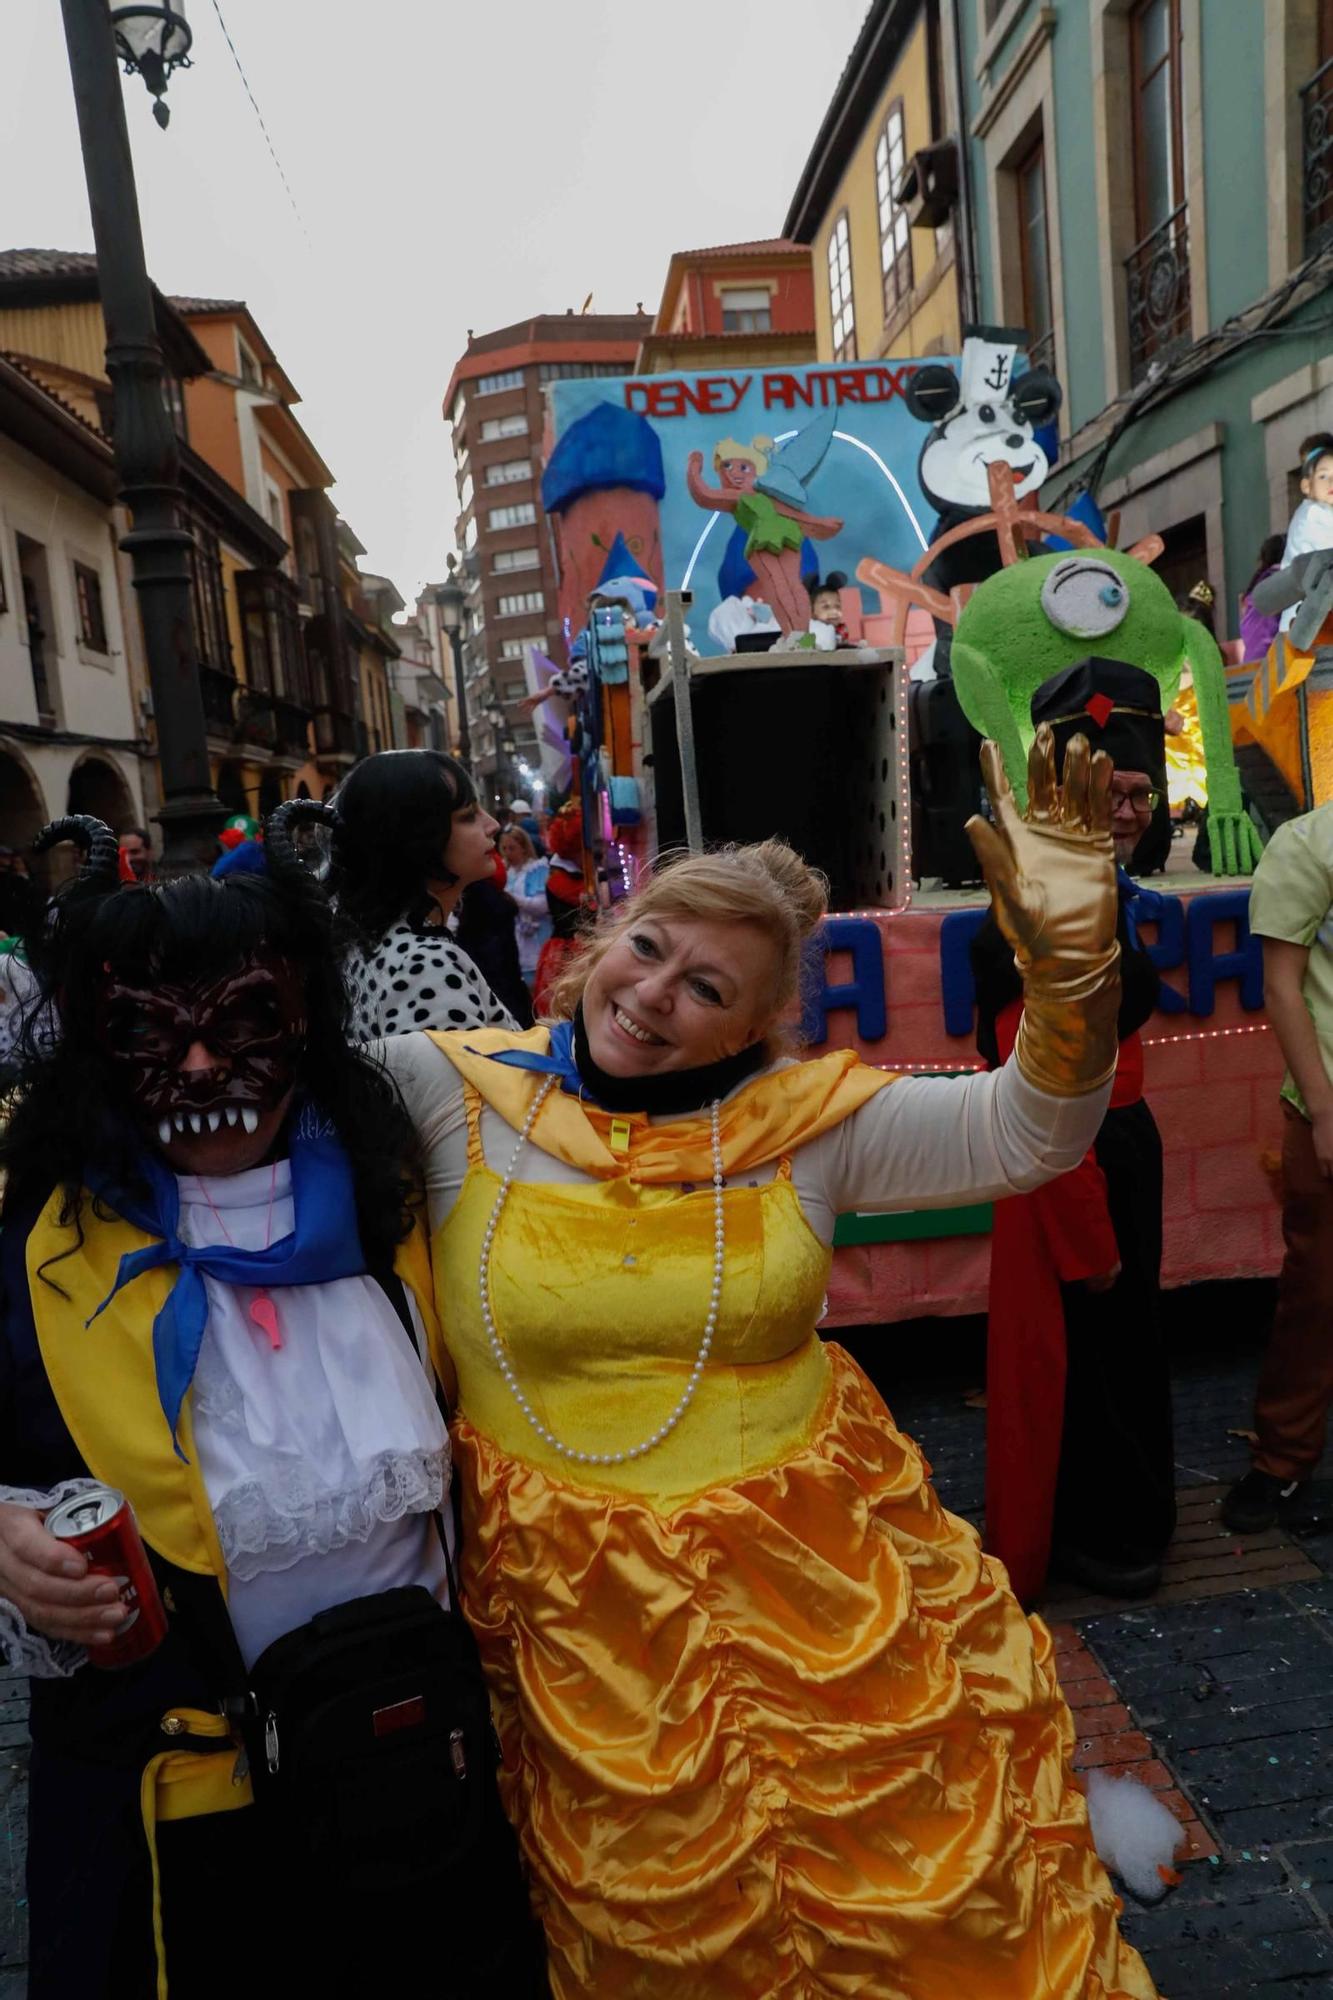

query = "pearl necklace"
[{"left": 478, "top": 1074, "right": 725, "bottom": 1465}]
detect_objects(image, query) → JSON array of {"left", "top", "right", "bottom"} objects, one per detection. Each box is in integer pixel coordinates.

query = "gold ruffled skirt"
[{"left": 455, "top": 1345, "right": 1159, "bottom": 1998}]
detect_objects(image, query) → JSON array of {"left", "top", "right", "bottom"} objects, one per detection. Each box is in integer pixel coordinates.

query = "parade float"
[{"left": 533, "top": 345, "right": 1286, "bottom": 1326}]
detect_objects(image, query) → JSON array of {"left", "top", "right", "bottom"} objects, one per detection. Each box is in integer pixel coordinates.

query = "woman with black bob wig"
[
  {"left": 330, "top": 747, "right": 517, "bottom": 1038},
  {"left": 0, "top": 804, "right": 545, "bottom": 1999}
]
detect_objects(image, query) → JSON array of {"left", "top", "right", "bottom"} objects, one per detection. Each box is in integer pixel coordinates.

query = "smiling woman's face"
[{"left": 580, "top": 915, "right": 779, "bottom": 1076}]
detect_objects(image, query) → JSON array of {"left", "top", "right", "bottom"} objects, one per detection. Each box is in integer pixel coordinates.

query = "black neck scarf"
[{"left": 571, "top": 1002, "right": 768, "bottom": 1115}]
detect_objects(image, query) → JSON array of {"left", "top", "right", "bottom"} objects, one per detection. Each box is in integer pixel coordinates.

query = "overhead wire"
[{"left": 207, "top": 0, "right": 312, "bottom": 248}]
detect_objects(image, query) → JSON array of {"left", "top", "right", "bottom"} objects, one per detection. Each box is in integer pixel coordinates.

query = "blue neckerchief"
[
  {"left": 468, "top": 1014, "right": 770, "bottom": 1117},
  {"left": 86, "top": 1101, "right": 366, "bottom": 1458},
  {"left": 475, "top": 1019, "right": 584, "bottom": 1095}
]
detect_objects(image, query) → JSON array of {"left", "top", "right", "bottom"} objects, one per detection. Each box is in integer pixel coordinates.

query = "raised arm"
[
  {"left": 685, "top": 451, "right": 739, "bottom": 515},
  {"left": 818, "top": 724, "right": 1120, "bottom": 1213}
]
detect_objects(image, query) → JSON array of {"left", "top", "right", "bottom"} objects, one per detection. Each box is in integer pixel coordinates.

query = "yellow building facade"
[{"left": 786, "top": 3, "right": 964, "bottom": 367}]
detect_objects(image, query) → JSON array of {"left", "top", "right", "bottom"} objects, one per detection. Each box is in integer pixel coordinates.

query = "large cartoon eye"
[{"left": 1040, "top": 557, "right": 1130, "bottom": 639}]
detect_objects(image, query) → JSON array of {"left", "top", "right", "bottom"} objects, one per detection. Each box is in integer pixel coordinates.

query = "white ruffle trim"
[
  {"left": 0, "top": 1479, "right": 104, "bottom": 1679},
  {"left": 209, "top": 1444, "right": 451, "bottom": 1583}
]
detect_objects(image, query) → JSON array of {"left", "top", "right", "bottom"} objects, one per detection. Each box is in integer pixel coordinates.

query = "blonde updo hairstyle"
[{"left": 548, "top": 840, "right": 828, "bottom": 1052}]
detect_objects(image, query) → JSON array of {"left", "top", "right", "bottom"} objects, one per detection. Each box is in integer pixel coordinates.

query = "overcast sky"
[{"left": 10, "top": 0, "right": 869, "bottom": 604}]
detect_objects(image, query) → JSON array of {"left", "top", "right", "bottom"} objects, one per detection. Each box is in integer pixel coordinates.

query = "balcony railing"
[
  {"left": 201, "top": 666, "right": 240, "bottom": 737},
  {"left": 1303, "top": 57, "right": 1333, "bottom": 255},
  {"left": 1124, "top": 203, "right": 1191, "bottom": 383},
  {"left": 1025, "top": 327, "right": 1056, "bottom": 375},
  {"left": 314, "top": 707, "right": 358, "bottom": 759},
  {"left": 235, "top": 689, "right": 278, "bottom": 753},
  {"left": 273, "top": 699, "right": 312, "bottom": 762}
]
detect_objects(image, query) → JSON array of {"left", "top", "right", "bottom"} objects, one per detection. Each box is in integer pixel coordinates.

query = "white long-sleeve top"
[{"left": 377, "top": 1032, "right": 1112, "bottom": 1240}]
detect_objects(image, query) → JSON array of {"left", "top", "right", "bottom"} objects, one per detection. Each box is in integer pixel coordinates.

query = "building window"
[
  {"left": 827, "top": 213, "right": 856, "bottom": 361},
  {"left": 719, "top": 286, "right": 772, "bottom": 333},
  {"left": 1132, "top": 0, "right": 1185, "bottom": 236},
  {"left": 1126, "top": 0, "right": 1190, "bottom": 377},
  {"left": 237, "top": 339, "right": 262, "bottom": 388},
  {"left": 186, "top": 518, "right": 233, "bottom": 675},
  {"left": 480, "top": 412, "right": 529, "bottom": 443},
  {"left": 264, "top": 481, "right": 285, "bottom": 536},
  {"left": 503, "top": 678, "right": 528, "bottom": 700},
  {"left": 489, "top": 501, "right": 537, "bottom": 531},
  {"left": 73, "top": 561, "right": 108, "bottom": 652},
  {"left": 1016, "top": 137, "right": 1055, "bottom": 372},
  {"left": 498, "top": 638, "right": 528, "bottom": 660},
  {"left": 475, "top": 368, "right": 525, "bottom": 396},
  {"left": 485, "top": 459, "right": 533, "bottom": 486},
  {"left": 450, "top": 389, "right": 466, "bottom": 426},
  {"left": 492, "top": 547, "right": 540, "bottom": 574},
  {"left": 497, "top": 591, "right": 544, "bottom": 617},
  {"left": 876, "top": 102, "right": 914, "bottom": 319},
  {"left": 538, "top": 361, "right": 627, "bottom": 381}
]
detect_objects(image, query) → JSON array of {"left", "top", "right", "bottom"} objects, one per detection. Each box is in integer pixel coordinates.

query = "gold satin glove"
[{"left": 966, "top": 724, "right": 1122, "bottom": 1097}]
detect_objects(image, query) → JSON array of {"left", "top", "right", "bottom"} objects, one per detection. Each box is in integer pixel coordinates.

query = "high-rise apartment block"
[{"left": 443, "top": 310, "right": 649, "bottom": 801}]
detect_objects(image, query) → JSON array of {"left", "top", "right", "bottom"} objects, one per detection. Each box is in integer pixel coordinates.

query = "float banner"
[{"left": 545, "top": 359, "right": 952, "bottom": 640}]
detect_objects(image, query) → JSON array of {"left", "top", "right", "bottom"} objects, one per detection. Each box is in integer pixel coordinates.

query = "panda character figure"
[
  {"left": 908, "top": 323, "right": 1063, "bottom": 633},
  {"left": 903, "top": 326, "right": 1061, "bottom": 887}
]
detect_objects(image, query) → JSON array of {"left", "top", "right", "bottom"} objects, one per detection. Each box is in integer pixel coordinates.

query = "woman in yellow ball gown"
[{"left": 379, "top": 728, "right": 1160, "bottom": 1999}]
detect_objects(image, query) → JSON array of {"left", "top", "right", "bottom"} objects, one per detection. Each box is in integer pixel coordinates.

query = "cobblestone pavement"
[{"left": 6, "top": 1292, "right": 1333, "bottom": 1997}]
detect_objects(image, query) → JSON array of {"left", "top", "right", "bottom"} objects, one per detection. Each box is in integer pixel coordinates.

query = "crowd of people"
[{"left": 0, "top": 656, "right": 1327, "bottom": 1996}]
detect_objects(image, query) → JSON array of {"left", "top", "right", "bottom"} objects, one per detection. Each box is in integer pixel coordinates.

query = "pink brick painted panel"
[{"left": 814, "top": 892, "right": 1284, "bottom": 1323}]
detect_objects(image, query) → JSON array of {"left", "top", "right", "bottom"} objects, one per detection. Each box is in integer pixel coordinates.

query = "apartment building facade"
[
  {"left": 442, "top": 310, "right": 649, "bottom": 801},
  {"left": 956, "top": 0, "right": 1333, "bottom": 627}
]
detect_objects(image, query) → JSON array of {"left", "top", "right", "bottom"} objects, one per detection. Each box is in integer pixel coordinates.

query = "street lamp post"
[
  {"left": 59, "top": 0, "right": 223, "bottom": 873},
  {"left": 434, "top": 558, "right": 472, "bottom": 770}
]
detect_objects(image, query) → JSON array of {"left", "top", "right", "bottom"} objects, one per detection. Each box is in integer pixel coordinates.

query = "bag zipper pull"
[
  {"left": 449, "top": 1727, "right": 467, "bottom": 1779},
  {"left": 265, "top": 1711, "right": 280, "bottom": 1776}
]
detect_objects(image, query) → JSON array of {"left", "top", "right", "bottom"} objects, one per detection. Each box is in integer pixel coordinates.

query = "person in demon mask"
[{"left": 0, "top": 807, "right": 545, "bottom": 2000}]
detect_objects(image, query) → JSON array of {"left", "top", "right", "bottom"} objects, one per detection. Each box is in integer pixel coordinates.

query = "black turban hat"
[{"left": 1030, "top": 657, "right": 1166, "bottom": 778}]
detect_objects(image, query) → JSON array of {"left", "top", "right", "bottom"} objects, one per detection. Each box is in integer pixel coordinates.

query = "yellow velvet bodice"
[{"left": 434, "top": 1094, "right": 835, "bottom": 1510}]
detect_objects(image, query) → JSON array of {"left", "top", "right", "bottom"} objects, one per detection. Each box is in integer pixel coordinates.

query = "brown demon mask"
[{"left": 94, "top": 950, "right": 308, "bottom": 1148}]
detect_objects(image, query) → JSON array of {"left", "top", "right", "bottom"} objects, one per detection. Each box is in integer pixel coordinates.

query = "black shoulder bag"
[{"left": 234, "top": 1272, "right": 549, "bottom": 1995}]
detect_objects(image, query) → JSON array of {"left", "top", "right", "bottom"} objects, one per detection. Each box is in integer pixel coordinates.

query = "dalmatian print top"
[{"left": 345, "top": 917, "right": 517, "bottom": 1040}]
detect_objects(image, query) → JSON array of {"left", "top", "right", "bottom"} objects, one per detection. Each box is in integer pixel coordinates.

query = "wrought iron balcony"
[
  {"left": 314, "top": 706, "right": 358, "bottom": 760},
  {"left": 1303, "top": 57, "right": 1333, "bottom": 255},
  {"left": 273, "top": 699, "right": 312, "bottom": 762},
  {"left": 1025, "top": 328, "right": 1056, "bottom": 375},
  {"left": 235, "top": 688, "right": 277, "bottom": 753},
  {"left": 201, "top": 666, "right": 240, "bottom": 737},
  {"left": 1124, "top": 204, "right": 1191, "bottom": 383}
]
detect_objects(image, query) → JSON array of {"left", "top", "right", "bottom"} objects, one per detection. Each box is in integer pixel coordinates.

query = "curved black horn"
[
  {"left": 33, "top": 814, "right": 122, "bottom": 890},
  {"left": 262, "top": 800, "right": 338, "bottom": 924}
]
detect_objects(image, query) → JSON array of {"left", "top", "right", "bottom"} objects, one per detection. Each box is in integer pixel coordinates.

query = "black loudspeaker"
[
  {"left": 907, "top": 677, "right": 984, "bottom": 886},
  {"left": 649, "top": 659, "right": 900, "bottom": 909}
]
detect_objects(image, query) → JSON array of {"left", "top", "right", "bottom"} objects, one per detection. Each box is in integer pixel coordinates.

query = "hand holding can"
[
  {"left": 45, "top": 1485, "right": 167, "bottom": 1669},
  {"left": 0, "top": 1502, "right": 133, "bottom": 1648}
]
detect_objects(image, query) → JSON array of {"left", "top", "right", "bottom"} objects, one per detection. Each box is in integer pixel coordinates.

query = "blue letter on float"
[
  {"left": 1124, "top": 883, "right": 1187, "bottom": 1015},
  {"left": 939, "top": 908, "right": 990, "bottom": 1037},
  {"left": 1185, "top": 888, "right": 1264, "bottom": 1015},
  {"left": 801, "top": 918, "right": 887, "bottom": 1046}
]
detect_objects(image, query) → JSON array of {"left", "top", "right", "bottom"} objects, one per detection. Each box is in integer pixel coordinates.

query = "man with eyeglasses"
[
  {"left": 972, "top": 658, "right": 1176, "bottom": 1603},
  {"left": 1224, "top": 800, "right": 1333, "bottom": 1533}
]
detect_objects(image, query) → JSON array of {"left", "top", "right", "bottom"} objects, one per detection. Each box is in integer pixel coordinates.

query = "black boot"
[{"left": 1221, "top": 1468, "right": 1307, "bottom": 1534}]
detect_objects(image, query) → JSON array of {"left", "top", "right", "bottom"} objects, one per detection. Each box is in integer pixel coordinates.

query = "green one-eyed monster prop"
[{"left": 950, "top": 546, "right": 1264, "bottom": 876}]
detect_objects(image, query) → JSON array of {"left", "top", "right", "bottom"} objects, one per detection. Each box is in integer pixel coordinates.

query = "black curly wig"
[
  {"left": 329, "top": 749, "right": 478, "bottom": 946},
  {"left": 1, "top": 807, "right": 419, "bottom": 1272}
]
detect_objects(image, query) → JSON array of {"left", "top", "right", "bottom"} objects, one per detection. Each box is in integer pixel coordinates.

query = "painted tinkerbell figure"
[{"left": 686, "top": 408, "right": 844, "bottom": 634}]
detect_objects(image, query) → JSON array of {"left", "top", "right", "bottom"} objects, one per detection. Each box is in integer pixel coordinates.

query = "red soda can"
[{"left": 45, "top": 1484, "right": 168, "bottom": 1670}]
